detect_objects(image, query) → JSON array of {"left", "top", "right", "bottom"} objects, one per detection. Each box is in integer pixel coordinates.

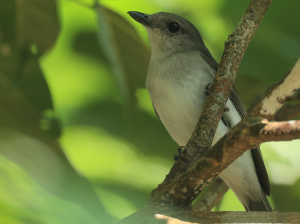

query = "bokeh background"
[{"left": 1, "top": 0, "right": 300, "bottom": 223}]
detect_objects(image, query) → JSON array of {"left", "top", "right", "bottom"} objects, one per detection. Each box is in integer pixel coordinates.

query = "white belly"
[
  {"left": 147, "top": 74, "right": 230, "bottom": 146},
  {"left": 147, "top": 74, "right": 262, "bottom": 206}
]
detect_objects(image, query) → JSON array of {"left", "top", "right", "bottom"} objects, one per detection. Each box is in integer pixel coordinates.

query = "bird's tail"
[{"left": 246, "top": 189, "right": 272, "bottom": 212}]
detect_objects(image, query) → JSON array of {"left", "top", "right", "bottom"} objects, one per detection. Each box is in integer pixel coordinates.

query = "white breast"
[{"left": 146, "top": 51, "right": 228, "bottom": 146}]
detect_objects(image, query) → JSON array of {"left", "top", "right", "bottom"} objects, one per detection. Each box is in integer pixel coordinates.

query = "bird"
[{"left": 128, "top": 11, "right": 272, "bottom": 212}]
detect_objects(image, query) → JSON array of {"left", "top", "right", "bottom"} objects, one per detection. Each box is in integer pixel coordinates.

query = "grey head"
[{"left": 128, "top": 11, "right": 212, "bottom": 58}]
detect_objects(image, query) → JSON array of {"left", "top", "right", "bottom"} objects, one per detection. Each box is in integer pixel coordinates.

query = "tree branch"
[
  {"left": 154, "top": 212, "right": 300, "bottom": 224},
  {"left": 192, "top": 178, "right": 228, "bottom": 211},
  {"left": 148, "top": 58, "right": 300, "bottom": 207},
  {"left": 250, "top": 58, "right": 300, "bottom": 119},
  {"left": 286, "top": 87, "right": 300, "bottom": 102},
  {"left": 119, "top": 116, "right": 300, "bottom": 224},
  {"left": 118, "top": 205, "right": 300, "bottom": 224}
]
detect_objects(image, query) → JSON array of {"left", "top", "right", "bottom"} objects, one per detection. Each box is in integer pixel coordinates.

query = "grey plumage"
[{"left": 128, "top": 11, "right": 272, "bottom": 211}]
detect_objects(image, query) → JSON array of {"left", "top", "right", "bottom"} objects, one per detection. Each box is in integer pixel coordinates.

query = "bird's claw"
[
  {"left": 204, "top": 83, "right": 212, "bottom": 96},
  {"left": 177, "top": 146, "right": 186, "bottom": 154},
  {"left": 174, "top": 154, "right": 190, "bottom": 162},
  {"left": 205, "top": 83, "right": 212, "bottom": 91},
  {"left": 224, "top": 106, "right": 230, "bottom": 112},
  {"left": 174, "top": 146, "right": 190, "bottom": 162}
]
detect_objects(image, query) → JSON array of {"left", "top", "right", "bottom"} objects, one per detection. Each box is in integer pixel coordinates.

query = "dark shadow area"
[{"left": 272, "top": 179, "right": 300, "bottom": 212}]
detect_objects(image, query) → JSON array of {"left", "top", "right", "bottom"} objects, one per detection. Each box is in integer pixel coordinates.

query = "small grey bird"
[{"left": 128, "top": 11, "right": 272, "bottom": 212}]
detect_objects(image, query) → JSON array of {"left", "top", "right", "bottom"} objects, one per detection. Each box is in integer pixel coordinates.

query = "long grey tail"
[{"left": 246, "top": 190, "right": 272, "bottom": 211}]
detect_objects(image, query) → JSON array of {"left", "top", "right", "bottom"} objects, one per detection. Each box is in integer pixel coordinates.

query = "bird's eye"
[{"left": 168, "top": 22, "right": 180, "bottom": 33}]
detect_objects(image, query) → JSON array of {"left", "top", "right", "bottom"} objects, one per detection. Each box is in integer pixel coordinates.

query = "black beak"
[{"left": 128, "top": 11, "right": 151, "bottom": 27}]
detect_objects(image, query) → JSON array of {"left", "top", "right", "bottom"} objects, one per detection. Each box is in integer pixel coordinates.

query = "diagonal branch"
[
  {"left": 287, "top": 88, "right": 300, "bottom": 102},
  {"left": 150, "top": 118, "right": 300, "bottom": 207},
  {"left": 250, "top": 58, "right": 300, "bottom": 119},
  {"left": 192, "top": 178, "right": 228, "bottom": 211}
]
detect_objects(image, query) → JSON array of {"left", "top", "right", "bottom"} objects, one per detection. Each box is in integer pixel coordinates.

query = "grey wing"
[
  {"left": 229, "top": 87, "right": 271, "bottom": 196},
  {"left": 229, "top": 87, "right": 247, "bottom": 118}
]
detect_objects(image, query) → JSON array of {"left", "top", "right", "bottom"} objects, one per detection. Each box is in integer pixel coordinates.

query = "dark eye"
[{"left": 168, "top": 22, "right": 180, "bottom": 33}]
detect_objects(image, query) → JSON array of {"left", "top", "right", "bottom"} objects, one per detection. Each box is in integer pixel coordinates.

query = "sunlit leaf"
[{"left": 0, "top": 135, "right": 111, "bottom": 223}]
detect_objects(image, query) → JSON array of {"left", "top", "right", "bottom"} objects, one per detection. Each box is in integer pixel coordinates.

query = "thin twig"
[{"left": 192, "top": 178, "right": 228, "bottom": 211}]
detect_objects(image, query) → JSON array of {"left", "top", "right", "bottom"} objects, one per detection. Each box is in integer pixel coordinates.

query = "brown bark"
[
  {"left": 192, "top": 178, "right": 228, "bottom": 212},
  {"left": 250, "top": 58, "right": 300, "bottom": 119}
]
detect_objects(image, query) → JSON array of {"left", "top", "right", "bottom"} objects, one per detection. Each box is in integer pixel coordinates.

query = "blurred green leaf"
[
  {"left": 0, "top": 81, "right": 113, "bottom": 223},
  {"left": 0, "top": 0, "right": 59, "bottom": 55},
  {"left": 272, "top": 179, "right": 300, "bottom": 212},
  {"left": 95, "top": 5, "right": 150, "bottom": 106},
  {"left": 0, "top": 0, "right": 59, "bottom": 113},
  {"left": 0, "top": 139, "right": 109, "bottom": 224},
  {"left": 73, "top": 32, "right": 109, "bottom": 63},
  {"left": 222, "top": 1, "right": 300, "bottom": 85},
  {"left": 0, "top": 0, "right": 113, "bottom": 223}
]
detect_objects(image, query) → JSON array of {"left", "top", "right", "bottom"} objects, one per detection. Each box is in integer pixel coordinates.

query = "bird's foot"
[
  {"left": 174, "top": 146, "right": 190, "bottom": 162},
  {"left": 204, "top": 83, "right": 212, "bottom": 96},
  {"left": 205, "top": 83, "right": 212, "bottom": 91}
]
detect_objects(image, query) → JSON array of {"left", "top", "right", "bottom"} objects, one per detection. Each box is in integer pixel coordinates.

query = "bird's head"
[{"left": 128, "top": 11, "right": 206, "bottom": 56}]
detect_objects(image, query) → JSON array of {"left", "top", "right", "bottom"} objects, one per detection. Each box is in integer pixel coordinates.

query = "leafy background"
[{"left": 0, "top": 0, "right": 300, "bottom": 223}]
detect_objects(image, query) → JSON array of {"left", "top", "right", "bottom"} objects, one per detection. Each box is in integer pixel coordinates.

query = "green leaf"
[
  {"left": 0, "top": 0, "right": 60, "bottom": 112},
  {"left": 0, "top": 0, "right": 59, "bottom": 55},
  {"left": 0, "top": 130, "right": 113, "bottom": 223},
  {"left": 95, "top": 5, "right": 150, "bottom": 105},
  {"left": 0, "top": 1, "right": 113, "bottom": 223}
]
